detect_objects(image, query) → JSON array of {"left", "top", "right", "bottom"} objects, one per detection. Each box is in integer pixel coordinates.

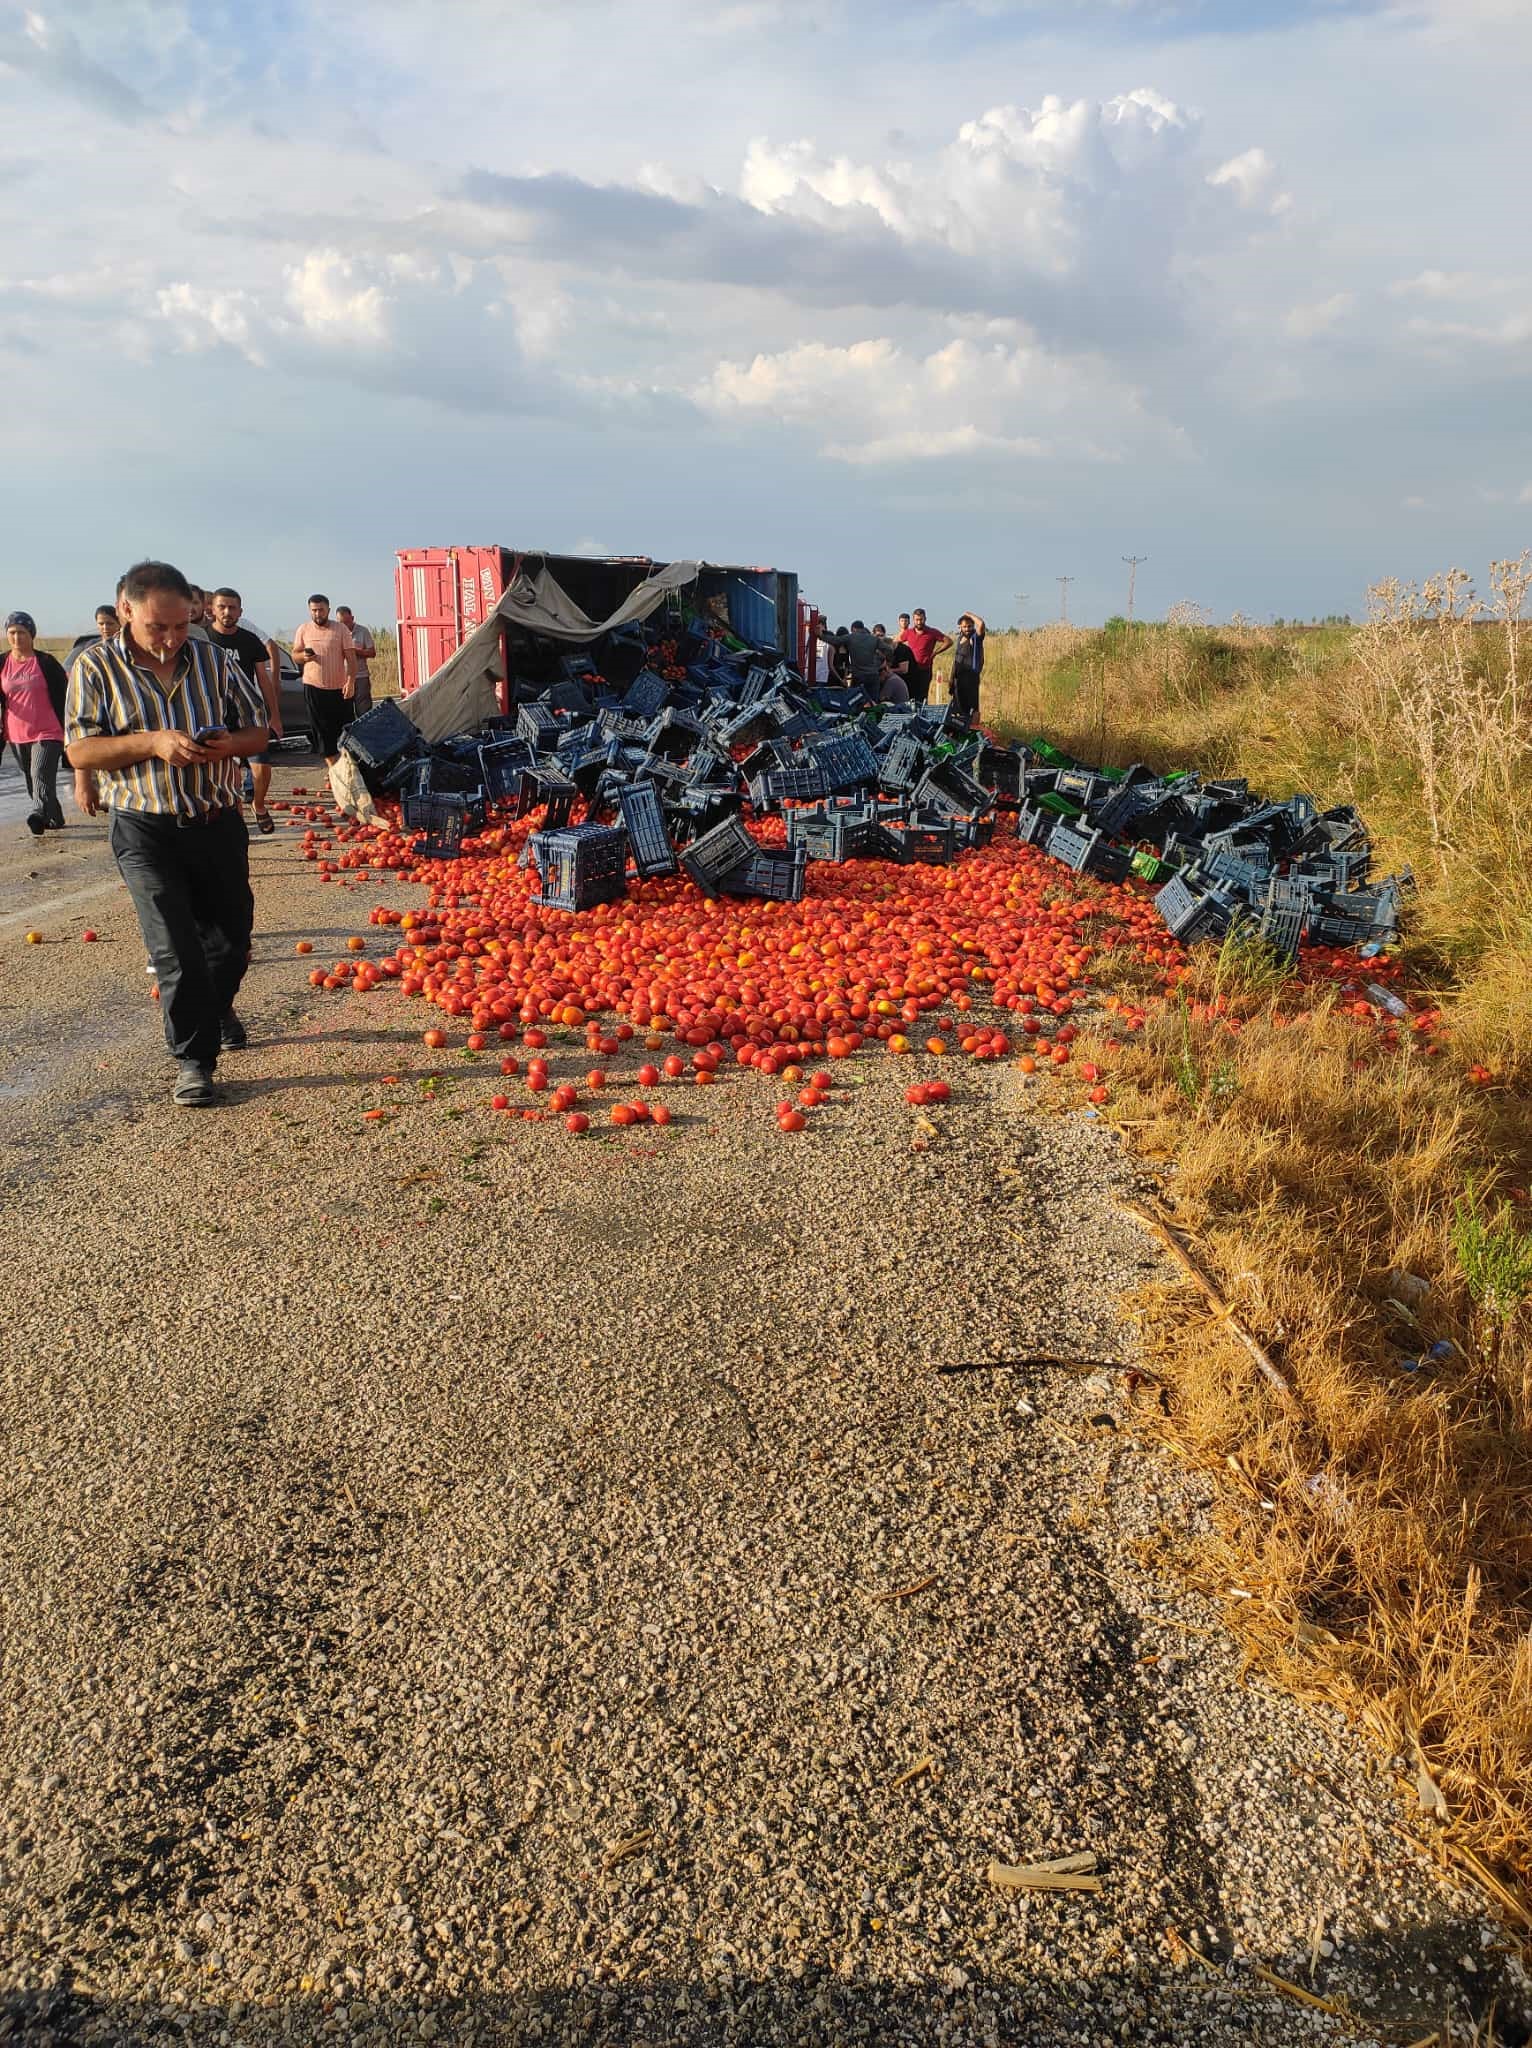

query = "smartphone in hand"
[{"left": 193, "top": 724, "right": 226, "bottom": 744}]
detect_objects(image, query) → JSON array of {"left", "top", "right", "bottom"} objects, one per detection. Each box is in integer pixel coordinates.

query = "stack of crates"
[{"left": 401, "top": 793, "right": 472, "bottom": 860}]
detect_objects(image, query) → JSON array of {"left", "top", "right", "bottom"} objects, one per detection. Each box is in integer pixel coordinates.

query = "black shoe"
[
  {"left": 25, "top": 812, "right": 44, "bottom": 837},
  {"left": 220, "top": 1011, "right": 248, "bottom": 1051},
  {"left": 173, "top": 1061, "right": 219, "bottom": 1108}
]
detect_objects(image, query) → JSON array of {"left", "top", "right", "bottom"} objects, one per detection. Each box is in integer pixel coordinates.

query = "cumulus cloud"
[
  {"left": 1207, "top": 146, "right": 1291, "bottom": 216},
  {"left": 696, "top": 333, "right": 1171, "bottom": 467},
  {"left": 463, "top": 92, "right": 1288, "bottom": 359}
]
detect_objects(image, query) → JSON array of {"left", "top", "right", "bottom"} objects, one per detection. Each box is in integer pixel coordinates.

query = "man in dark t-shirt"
[{"left": 207, "top": 587, "right": 278, "bottom": 832}]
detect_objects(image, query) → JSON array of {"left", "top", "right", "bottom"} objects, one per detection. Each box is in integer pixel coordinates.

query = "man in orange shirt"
[{"left": 290, "top": 592, "right": 356, "bottom": 764}]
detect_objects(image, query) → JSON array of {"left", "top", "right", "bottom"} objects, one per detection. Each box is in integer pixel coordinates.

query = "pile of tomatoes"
[
  {"left": 280, "top": 795, "right": 1448, "bottom": 1126},
  {"left": 299, "top": 809, "right": 1180, "bottom": 1081}
]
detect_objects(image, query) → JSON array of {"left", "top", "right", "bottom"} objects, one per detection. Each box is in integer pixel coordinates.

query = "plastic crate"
[
  {"left": 517, "top": 702, "right": 561, "bottom": 750},
  {"left": 1257, "top": 900, "right": 1306, "bottom": 960},
  {"left": 811, "top": 732, "right": 880, "bottom": 794},
  {"left": 721, "top": 846, "right": 808, "bottom": 903},
  {"left": 616, "top": 780, "right": 677, "bottom": 878},
  {"left": 681, "top": 813, "right": 757, "bottom": 894},
  {"left": 1033, "top": 789, "right": 1084, "bottom": 820},
  {"left": 401, "top": 792, "right": 471, "bottom": 861},
  {"left": 622, "top": 669, "right": 670, "bottom": 718},
  {"left": 1026, "top": 736, "right": 1073, "bottom": 768},
  {"left": 755, "top": 760, "right": 829, "bottom": 810},
  {"left": 514, "top": 768, "right": 579, "bottom": 829},
  {"left": 878, "top": 731, "right": 927, "bottom": 793},
  {"left": 1016, "top": 802, "right": 1055, "bottom": 848},
  {"left": 478, "top": 737, "right": 535, "bottom": 804},
  {"left": 1131, "top": 849, "right": 1174, "bottom": 883},
  {"left": 915, "top": 760, "right": 994, "bottom": 819},
  {"left": 1046, "top": 821, "right": 1096, "bottom": 871},
  {"left": 341, "top": 699, "right": 423, "bottom": 772},
  {"left": 974, "top": 745, "right": 1023, "bottom": 806},
  {"left": 531, "top": 823, "right": 628, "bottom": 912}
]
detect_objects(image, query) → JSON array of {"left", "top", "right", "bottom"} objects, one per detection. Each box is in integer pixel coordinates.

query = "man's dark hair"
[
  {"left": 308, "top": 592, "right": 329, "bottom": 606},
  {"left": 95, "top": 603, "right": 117, "bottom": 620},
  {"left": 851, "top": 619, "right": 866, "bottom": 631},
  {"left": 212, "top": 586, "right": 241, "bottom": 604},
  {"left": 120, "top": 560, "right": 193, "bottom": 604},
  {"left": 336, "top": 603, "right": 354, "bottom": 615},
  {"left": 873, "top": 622, "right": 887, "bottom": 636},
  {"left": 898, "top": 612, "right": 910, "bottom": 623}
]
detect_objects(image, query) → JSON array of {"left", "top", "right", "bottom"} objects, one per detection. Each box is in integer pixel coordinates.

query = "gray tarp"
[{"left": 401, "top": 557, "right": 700, "bottom": 742}]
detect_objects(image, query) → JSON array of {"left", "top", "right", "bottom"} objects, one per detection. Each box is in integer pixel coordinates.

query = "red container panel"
[{"left": 395, "top": 546, "right": 508, "bottom": 696}]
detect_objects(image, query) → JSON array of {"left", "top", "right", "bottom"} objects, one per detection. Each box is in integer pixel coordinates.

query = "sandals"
[{"left": 255, "top": 808, "right": 276, "bottom": 834}]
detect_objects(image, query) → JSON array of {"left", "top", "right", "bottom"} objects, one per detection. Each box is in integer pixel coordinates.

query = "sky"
[{"left": 2, "top": 0, "right": 1529, "bottom": 635}]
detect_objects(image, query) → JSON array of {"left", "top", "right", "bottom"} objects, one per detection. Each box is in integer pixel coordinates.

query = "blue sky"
[{"left": 2, "top": 0, "right": 1528, "bottom": 636}]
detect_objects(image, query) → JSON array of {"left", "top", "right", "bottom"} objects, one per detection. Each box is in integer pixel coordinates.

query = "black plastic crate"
[
  {"left": 1046, "top": 821, "right": 1097, "bottom": 871},
  {"left": 517, "top": 702, "right": 562, "bottom": 749},
  {"left": 721, "top": 846, "right": 808, "bottom": 903},
  {"left": 514, "top": 768, "right": 579, "bottom": 829},
  {"left": 1016, "top": 802, "right": 1055, "bottom": 848},
  {"left": 1257, "top": 899, "right": 1306, "bottom": 960},
  {"left": 616, "top": 780, "right": 677, "bottom": 878},
  {"left": 532, "top": 823, "right": 628, "bottom": 912},
  {"left": 916, "top": 760, "right": 994, "bottom": 819},
  {"left": 401, "top": 792, "right": 471, "bottom": 860},
  {"left": 341, "top": 698, "right": 424, "bottom": 772},
  {"left": 974, "top": 745, "right": 1024, "bottom": 806},
  {"left": 681, "top": 813, "right": 757, "bottom": 894},
  {"left": 811, "top": 732, "right": 880, "bottom": 795},
  {"left": 478, "top": 737, "right": 535, "bottom": 804},
  {"left": 756, "top": 760, "right": 829, "bottom": 810},
  {"left": 879, "top": 731, "right": 927, "bottom": 793}
]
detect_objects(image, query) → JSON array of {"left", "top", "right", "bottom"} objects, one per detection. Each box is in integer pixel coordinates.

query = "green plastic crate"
[
  {"left": 1034, "top": 790, "right": 1084, "bottom": 819},
  {"left": 1131, "top": 849, "right": 1174, "bottom": 882},
  {"left": 1026, "top": 736, "right": 1072, "bottom": 768}
]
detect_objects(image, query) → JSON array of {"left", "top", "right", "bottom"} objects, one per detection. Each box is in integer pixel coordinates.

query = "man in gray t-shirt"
[
  {"left": 844, "top": 619, "right": 880, "bottom": 690},
  {"left": 337, "top": 607, "right": 376, "bottom": 714}
]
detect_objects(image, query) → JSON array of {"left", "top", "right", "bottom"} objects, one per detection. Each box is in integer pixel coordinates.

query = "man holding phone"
[{"left": 65, "top": 560, "right": 269, "bottom": 1108}]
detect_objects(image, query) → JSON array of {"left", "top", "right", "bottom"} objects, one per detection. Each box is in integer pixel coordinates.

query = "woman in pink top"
[{"left": 1, "top": 610, "right": 70, "bottom": 835}]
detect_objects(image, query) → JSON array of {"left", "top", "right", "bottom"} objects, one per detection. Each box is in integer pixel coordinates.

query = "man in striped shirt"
[{"left": 65, "top": 560, "right": 269, "bottom": 1109}]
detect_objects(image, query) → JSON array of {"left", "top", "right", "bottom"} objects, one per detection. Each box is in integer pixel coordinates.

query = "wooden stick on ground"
[{"left": 1121, "top": 1202, "right": 1297, "bottom": 1407}]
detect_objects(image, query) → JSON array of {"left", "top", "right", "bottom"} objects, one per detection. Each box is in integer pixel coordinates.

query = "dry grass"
[
  {"left": 1007, "top": 570, "right": 1532, "bottom": 1921},
  {"left": 1089, "top": 988, "right": 1532, "bottom": 1920}
]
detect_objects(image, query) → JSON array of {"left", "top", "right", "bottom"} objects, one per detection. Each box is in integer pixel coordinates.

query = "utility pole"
[
  {"left": 1122, "top": 555, "right": 1148, "bottom": 623},
  {"left": 1057, "top": 576, "right": 1074, "bottom": 623},
  {"left": 1014, "top": 592, "right": 1029, "bottom": 630}
]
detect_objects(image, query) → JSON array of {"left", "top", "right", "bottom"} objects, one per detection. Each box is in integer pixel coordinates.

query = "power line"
[
  {"left": 1056, "top": 575, "right": 1074, "bottom": 623},
  {"left": 1122, "top": 555, "right": 1148, "bottom": 623}
]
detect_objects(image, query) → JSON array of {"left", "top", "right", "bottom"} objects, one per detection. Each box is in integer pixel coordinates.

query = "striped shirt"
[{"left": 65, "top": 631, "right": 267, "bottom": 819}]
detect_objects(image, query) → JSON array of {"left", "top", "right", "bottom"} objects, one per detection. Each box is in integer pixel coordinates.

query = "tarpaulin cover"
[{"left": 402, "top": 558, "right": 701, "bottom": 741}]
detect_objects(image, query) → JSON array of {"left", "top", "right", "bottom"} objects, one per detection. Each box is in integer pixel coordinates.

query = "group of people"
[
  {"left": 0, "top": 561, "right": 378, "bottom": 1111},
  {"left": 1, "top": 583, "right": 376, "bottom": 838},
  {"left": 819, "top": 608, "right": 987, "bottom": 723}
]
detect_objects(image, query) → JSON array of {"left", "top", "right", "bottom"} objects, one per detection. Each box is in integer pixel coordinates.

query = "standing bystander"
[
  {"left": 335, "top": 607, "right": 375, "bottom": 715},
  {"left": 1, "top": 612, "right": 69, "bottom": 834},
  {"left": 290, "top": 593, "right": 355, "bottom": 764},
  {"left": 898, "top": 608, "right": 952, "bottom": 706},
  {"left": 207, "top": 588, "right": 280, "bottom": 833},
  {"left": 64, "top": 561, "right": 268, "bottom": 1108},
  {"left": 949, "top": 613, "right": 987, "bottom": 726}
]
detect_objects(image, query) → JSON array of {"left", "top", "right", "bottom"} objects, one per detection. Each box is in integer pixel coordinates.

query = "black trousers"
[
  {"left": 109, "top": 806, "right": 254, "bottom": 1067},
  {"left": 908, "top": 662, "right": 933, "bottom": 705},
  {"left": 952, "top": 665, "right": 981, "bottom": 725},
  {"left": 12, "top": 739, "right": 65, "bottom": 827},
  {"left": 306, "top": 684, "right": 354, "bottom": 758}
]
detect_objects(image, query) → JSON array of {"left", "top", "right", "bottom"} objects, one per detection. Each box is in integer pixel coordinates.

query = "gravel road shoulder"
[{"left": 1, "top": 782, "right": 1526, "bottom": 2047}]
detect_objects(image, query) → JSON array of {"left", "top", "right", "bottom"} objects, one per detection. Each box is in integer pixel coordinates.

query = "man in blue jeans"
[{"left": 65, "top": 560, "right": 269, "bottom": 1108}]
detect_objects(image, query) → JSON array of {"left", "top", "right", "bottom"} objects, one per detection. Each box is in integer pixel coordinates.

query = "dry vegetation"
[{"left": 984, "top": 564, "right": 1532, "bottom": 1923}]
